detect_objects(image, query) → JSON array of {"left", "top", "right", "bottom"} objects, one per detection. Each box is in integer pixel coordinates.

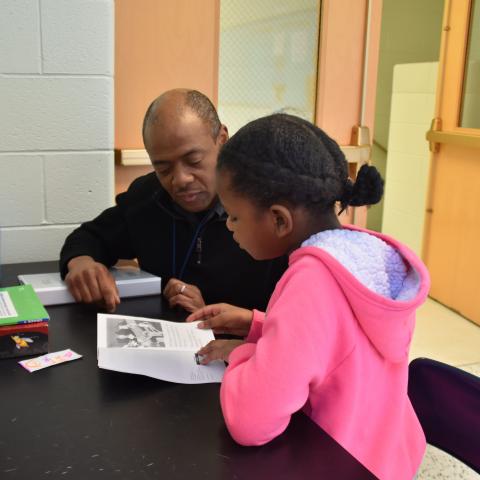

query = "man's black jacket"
[{"left": 59, "top": 173, "right": 288, "bottom": 311}]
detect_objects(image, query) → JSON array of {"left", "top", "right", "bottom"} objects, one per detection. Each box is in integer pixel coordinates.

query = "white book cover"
[
  {"left": 17, "top": 267, "right": 162, "bottom": 306},
  {"left": 97, "top": 314, "right": 225, "bottom": 384}
]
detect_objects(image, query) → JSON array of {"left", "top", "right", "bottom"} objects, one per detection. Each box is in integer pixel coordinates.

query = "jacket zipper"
[{"left": 196, "top": 237, "right": 202, "bottom": 265}]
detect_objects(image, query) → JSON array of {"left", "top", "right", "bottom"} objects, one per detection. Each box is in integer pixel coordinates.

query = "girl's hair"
[{"left": 217, "top": 114, "right": 384, "bottom": 214}]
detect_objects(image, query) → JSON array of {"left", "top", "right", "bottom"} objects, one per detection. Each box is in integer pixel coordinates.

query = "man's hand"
[
  {"left": 65, "top": 256, "right": 120, "bottom": 312},
  {"left": 196, "top": 339, "right": 244, "bottom": 365},
  {"left": 163, "top": 278, "right": 206, "bottom": 313},
  {"left": 186, "top": 303, "right": 253, "bottom": 337}
]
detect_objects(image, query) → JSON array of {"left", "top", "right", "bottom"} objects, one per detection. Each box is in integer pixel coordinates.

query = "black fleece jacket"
[{"left": 59, "top": 173, "right": 288, "bottom": 311}]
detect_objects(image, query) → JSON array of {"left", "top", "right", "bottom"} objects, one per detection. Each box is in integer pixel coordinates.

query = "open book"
[{"left": 97, "top": 314, "right": 225, "bottom": 384}]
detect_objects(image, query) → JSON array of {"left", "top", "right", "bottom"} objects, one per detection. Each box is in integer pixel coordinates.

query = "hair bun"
[{"left": 349, "top": 164, "right": 384, "bottom": 207}]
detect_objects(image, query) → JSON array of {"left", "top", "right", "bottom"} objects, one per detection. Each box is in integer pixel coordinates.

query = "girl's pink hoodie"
[{"left": 220, "top": 226, "right": 430, "bottom": 480}]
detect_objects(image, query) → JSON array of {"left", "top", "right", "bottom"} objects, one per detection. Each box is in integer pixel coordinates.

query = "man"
[{"left": 59, "top": 89, "right": 287, "bottom": 312}]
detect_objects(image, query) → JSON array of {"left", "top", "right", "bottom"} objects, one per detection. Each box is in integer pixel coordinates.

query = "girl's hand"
[
  {"left": 186, "top": 303, "right": 253, "bottom": 336},
  {"left": 196, "top": 339, "right": 244, "bottom": 364}
]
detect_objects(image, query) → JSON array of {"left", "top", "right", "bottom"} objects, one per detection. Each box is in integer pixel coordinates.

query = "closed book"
[
  {"left": 0, "top": 321, "right": 49, "bottom": 359},
  {"left": 18, "top": 267, "right": 162, "bottom": 306},
  {"left": 0, "top": 285, "right": 50, "bottom": 327}
]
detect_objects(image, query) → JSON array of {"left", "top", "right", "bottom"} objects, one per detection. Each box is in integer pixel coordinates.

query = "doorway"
[{"left": 368, "top": 0, "right": 444, "bottom": 241}]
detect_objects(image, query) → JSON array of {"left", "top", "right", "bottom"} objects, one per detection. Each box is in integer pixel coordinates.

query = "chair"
[{"left": 408, "top": 357, "right": 480, "bottom": 473}]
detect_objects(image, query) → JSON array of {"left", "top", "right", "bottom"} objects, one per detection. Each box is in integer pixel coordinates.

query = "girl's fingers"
[
  {"left": 197, "top": 319, "right": 212, "bottom": 329},
  {"left": 196, "top": 340, "right": 217, "bottom": 355},
  {"left": 197, "top": 313, "right": 229, "bottom": 330},
  {"left": 186, "top": 304, "right": 221, "bottom": 322}
]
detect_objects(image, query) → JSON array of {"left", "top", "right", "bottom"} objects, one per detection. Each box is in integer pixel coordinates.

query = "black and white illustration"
[{"left": 106, "top": 317, "right": 165, "bottom": 348}]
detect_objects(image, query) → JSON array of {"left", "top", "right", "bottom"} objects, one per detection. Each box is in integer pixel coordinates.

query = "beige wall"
[{"left": 114, "top": 0, "right": 220, "bottom": 194}]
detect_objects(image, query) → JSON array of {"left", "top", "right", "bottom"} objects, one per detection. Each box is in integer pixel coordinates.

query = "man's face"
[{"left": 145, "top": 110, "right": 228, "bottom": 212}]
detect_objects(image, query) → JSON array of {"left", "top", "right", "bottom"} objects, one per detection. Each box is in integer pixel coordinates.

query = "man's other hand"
[
  {"left": 163, "top": 278, "right": 206, "bottom": 313},
  {"left": 65, "top": 256, "right": 120, "bottom": 312}
]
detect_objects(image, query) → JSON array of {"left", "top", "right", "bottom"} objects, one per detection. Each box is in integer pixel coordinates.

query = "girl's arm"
[
  {"left": 220, "top": 265, "right": 335, "bottom": 446},
  {"left": 245, "top": 309, "right": 265, "bottom": 343}
]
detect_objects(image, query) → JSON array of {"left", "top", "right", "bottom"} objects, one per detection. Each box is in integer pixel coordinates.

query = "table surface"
[{"left": 0, "top": 262, "right": 376, "bottom": 480}]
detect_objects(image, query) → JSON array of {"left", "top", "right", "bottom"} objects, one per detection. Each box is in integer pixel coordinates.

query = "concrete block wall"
[
  {"left": 381, "top": 62, "right": 437, "bottom": 256},
  {"left": 0, "top": 0, "right": 114, "bottom": 264}
]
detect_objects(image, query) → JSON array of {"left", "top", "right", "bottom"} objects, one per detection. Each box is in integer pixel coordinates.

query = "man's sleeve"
[
  {"left": 59, "top": 204, "right": 134, "bottom": 278},
  {"left": 220, "top": 265, "right": 334, "bottom": 446},
  {"left": 59, "top": 175, "right": 155, "bottom": 278}
]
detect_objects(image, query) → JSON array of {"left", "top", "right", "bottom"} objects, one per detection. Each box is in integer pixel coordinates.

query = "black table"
[{"left": 0, "top": 262, "right": 376, "bottom": 480}]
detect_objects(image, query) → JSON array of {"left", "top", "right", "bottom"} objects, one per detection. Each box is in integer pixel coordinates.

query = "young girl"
[{"left": 188, "top": 114, "right": 430, "bottom": 480}]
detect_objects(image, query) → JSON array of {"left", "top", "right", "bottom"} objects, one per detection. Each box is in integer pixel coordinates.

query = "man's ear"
[
  {"left": 217, "top": 124, "right": 229, "bottom": 145},
  {"left": 269, "top": 204, "right": 293, "bottom": 238}
]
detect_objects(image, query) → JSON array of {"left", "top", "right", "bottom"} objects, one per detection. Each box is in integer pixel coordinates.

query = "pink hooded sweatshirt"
[{"left": 220, "top": 226, "right": 430, "bottom": 480}]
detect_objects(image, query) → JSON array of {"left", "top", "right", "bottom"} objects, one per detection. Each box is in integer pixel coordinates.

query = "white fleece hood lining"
[{"left": 302, "top": 229, "right": 420, "bottom": 302}]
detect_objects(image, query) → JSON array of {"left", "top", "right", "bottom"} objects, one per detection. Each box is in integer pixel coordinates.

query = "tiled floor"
[
  {"left": 410, "top": 297, "right": 480, "bottom": 479},
  {"left": 410, "top": 298, "right": 480, "bottom": 367}
]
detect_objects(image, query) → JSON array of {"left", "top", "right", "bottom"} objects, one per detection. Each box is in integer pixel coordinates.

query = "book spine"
[
  {"left": 18, "top": 317, "right": 50, "bottom": 324},
  {"left": 0, "top": 317, "right": 49, "bottom": 326}
]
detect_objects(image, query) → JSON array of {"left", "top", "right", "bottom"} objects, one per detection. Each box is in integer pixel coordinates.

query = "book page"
[
  {"left": 98, "top": 314, "right": 212, "bottom": 350},
  {"left": 0, "top": 292, "right": 18, "bottom": 318},
  {"left": 18, "top": 272, "right": 65, "bottom": 288},
  {"left": 161, "top": 320, "right": 212, "bottom": 350}
]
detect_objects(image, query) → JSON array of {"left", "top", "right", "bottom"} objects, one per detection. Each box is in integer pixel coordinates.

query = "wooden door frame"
[
  {"left": 423, "top": 0, "right": 480, "bottom": 323},
  {"left": 315, "top": 0, "right": 382, "bottom": 226}
]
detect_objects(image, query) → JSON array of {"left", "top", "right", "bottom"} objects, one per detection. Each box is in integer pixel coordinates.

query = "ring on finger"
[{"left": 179, "top": 284, "right": 186, "bottom": 294}]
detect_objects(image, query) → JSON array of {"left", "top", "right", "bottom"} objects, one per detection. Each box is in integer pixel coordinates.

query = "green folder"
[{"left": 0, "top": 285, "right": 49, "bottom": 327}]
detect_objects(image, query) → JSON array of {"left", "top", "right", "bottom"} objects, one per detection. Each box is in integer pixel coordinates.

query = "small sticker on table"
[{"left": 19, "top": 349, "right": 82, "bottom": 372}]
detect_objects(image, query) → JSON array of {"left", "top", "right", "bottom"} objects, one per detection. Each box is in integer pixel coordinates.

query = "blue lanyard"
[{"left": 171, "top": 214, "right": 211, "bottom": 280}]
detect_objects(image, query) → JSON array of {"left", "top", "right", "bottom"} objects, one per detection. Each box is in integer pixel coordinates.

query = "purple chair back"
[{"left": 408, "top": 357, "right": 480, "bottom": 473}]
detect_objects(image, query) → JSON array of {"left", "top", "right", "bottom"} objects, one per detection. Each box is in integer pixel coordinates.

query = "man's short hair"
[{"left": 142, "top": 89, "right": 221, "bottom": 144}]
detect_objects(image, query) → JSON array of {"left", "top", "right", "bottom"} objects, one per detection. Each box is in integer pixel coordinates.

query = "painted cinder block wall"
[
  {"left": 381, "top": 61, "right": 437, "bottom": 255},
  {"left": 0, "top": 0, "right": 114, "bottom": 264}
]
